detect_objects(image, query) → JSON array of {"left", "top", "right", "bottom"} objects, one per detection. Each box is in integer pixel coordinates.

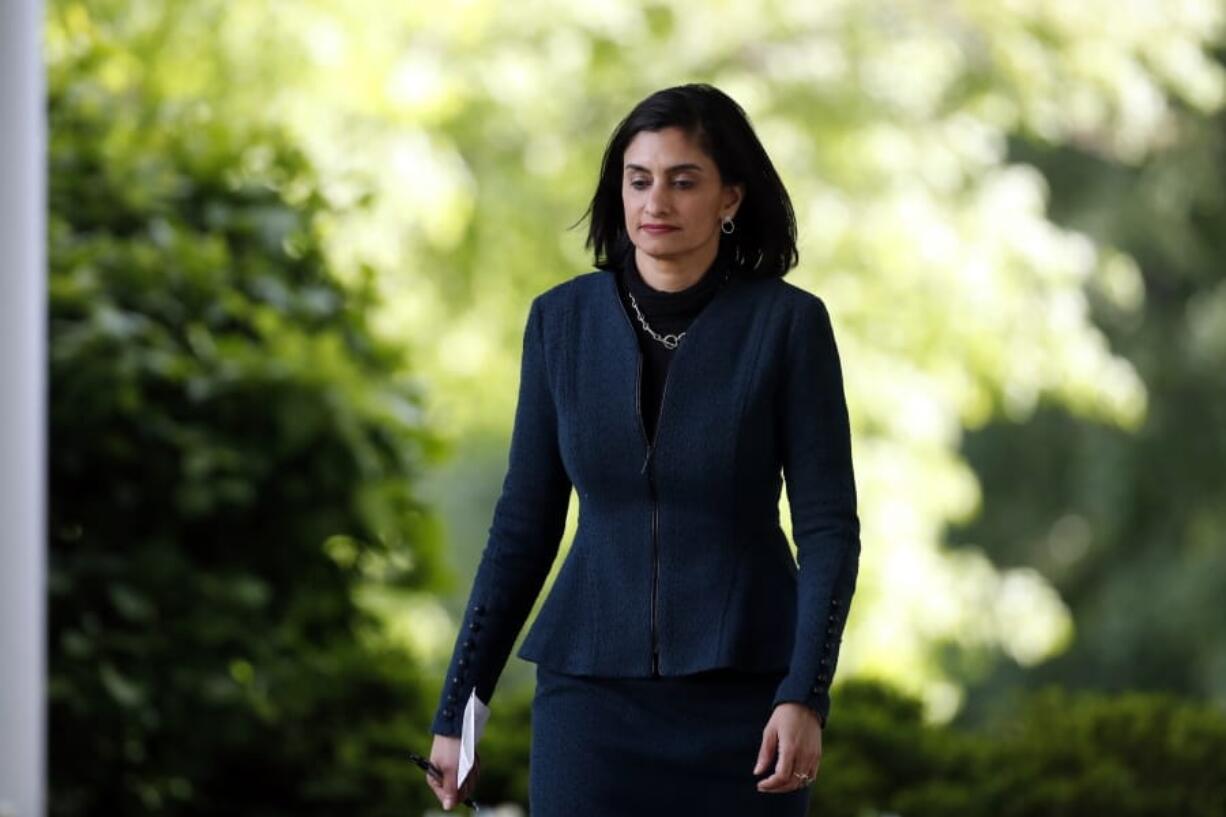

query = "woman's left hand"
[{"left": 753, "top": 702, "right": 822, "bottom": 793}]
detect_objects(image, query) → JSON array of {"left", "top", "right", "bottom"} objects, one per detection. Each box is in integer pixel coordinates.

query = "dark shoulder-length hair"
[{"left": 577, "top": 83, "right": 798, "bottom": 279}]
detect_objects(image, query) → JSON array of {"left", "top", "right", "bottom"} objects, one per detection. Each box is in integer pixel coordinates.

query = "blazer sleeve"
[
  {"left": 431, "top": 295, "right": 573, "bottom": 737},
  {"left": 771, "top": 294, "right": 861, "bottom": 729}
]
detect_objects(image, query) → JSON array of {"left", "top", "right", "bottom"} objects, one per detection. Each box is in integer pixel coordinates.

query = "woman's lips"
[{"left": 642, "top": 225, "right": 679, "bottom": 234}]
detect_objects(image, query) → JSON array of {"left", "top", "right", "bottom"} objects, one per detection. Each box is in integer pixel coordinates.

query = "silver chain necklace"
[{"left": 625, "top": 265, "right": 732, "bottom": 350}]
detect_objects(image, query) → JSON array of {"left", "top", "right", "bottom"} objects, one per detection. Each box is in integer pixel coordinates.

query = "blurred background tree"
[
  {"left": 43, "top": 0, "right": 1226, "bottom": 813},
  {"left": 46, "top": 42, "right": 456, "bottom": 815},
  {"left": 953, "top": 41, "right": 1226, "bottom": 721}
]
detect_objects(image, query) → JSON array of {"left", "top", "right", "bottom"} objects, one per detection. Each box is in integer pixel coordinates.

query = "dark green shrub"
[
  {"left": 809, "top": 680, "right": 1226, "bottom": 817},
  {"left": 47, "top": 52, "right": 454, "bottom": 817}
]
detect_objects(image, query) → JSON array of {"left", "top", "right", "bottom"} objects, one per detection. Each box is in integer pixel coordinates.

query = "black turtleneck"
[{"left": 616, "top": 241, "right": 734, "bottom": 444}]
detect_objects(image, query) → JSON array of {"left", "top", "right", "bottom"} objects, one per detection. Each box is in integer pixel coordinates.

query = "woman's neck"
[{"left": 633, "top": 237, "right": 720, "bottom": 292}]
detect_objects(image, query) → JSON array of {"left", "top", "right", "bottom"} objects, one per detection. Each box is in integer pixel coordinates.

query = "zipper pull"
[{"left": 641, "top": 443, "right": 653, "bottom": 474}]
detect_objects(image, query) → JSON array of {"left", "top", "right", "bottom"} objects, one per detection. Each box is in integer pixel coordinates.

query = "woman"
[{"left": 428, "top": 83, "right": 860, "bottom": 816}]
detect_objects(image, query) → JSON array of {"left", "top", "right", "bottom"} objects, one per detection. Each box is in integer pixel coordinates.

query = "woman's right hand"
[{"left": 428, "top": 733, "right": 479, "bottom": 811}]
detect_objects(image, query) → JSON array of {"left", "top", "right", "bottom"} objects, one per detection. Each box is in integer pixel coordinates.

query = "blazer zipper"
[
  {"left": 614, "top": 265, "right": 727, "bottom": 678},
  {"left": 619, "top": 296, "right": 664, "bottom": 678},
  {"left": 644, "top": 359, "right": 678, "bottom": 679},
  {"left": 638, "top": 353, "right": 663, "bottom": 679}
]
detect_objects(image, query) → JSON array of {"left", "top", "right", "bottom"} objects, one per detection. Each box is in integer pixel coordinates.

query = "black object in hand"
[{"left": 407, "top": 749, "right": 481, "bottom": 812}]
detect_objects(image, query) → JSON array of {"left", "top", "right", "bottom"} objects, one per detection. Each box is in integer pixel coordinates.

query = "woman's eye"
[{"left": 628, "top": 179, "right": 694, "bottom": 190}]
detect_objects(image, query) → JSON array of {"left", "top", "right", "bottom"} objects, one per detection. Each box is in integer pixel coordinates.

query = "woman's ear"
[{"left": 724, "top": 183, "right": 745, "bottom": 219}]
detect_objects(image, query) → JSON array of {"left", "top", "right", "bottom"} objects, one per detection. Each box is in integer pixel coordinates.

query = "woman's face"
[{"left": 621, "top": 126, "right": 742, "bottom": 264}]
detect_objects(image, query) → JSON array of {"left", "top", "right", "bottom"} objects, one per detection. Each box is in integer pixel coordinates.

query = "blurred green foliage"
[
  {"left": 814, "top": 680, "right": 1226, "bottom": 817},
  {"left": 46, "top": 39, "right": 457, "bottom": 817},
  {"left": 952, "top": 45, "right": 1226, "bottom": 722},
  {"left": 41, "top": 0, "right": 1226, "bottom": 814},
  {"left": 47, "top": 0, "right": 1226, "bottom": 736}
]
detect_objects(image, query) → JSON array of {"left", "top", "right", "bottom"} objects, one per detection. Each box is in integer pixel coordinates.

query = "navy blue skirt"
[{"left": 529, "top": 664, "right": 812, "bottom": 816}]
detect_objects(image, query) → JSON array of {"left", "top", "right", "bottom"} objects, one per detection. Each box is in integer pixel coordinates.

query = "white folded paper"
[{"left": 458, "top": 687, "right": 490, "bottom": 788}]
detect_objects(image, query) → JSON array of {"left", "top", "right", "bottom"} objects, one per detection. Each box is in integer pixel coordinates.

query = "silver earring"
[{"left": 721, "top": 215, "right": 736, "bottom": 235}]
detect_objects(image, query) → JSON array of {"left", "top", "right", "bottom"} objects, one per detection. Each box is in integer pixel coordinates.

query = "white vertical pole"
[{"left": 0, "top": 0, "right": 48, "bottom": 813}]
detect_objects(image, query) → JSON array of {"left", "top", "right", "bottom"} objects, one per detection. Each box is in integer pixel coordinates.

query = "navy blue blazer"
[{"left": 431, "top": 263, "right": 861, "bottom": 736}]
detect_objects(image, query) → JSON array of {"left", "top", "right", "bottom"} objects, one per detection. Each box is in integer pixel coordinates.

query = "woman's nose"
[{"left": 646, "top": 183, "right": 671, "bottom": 215}]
